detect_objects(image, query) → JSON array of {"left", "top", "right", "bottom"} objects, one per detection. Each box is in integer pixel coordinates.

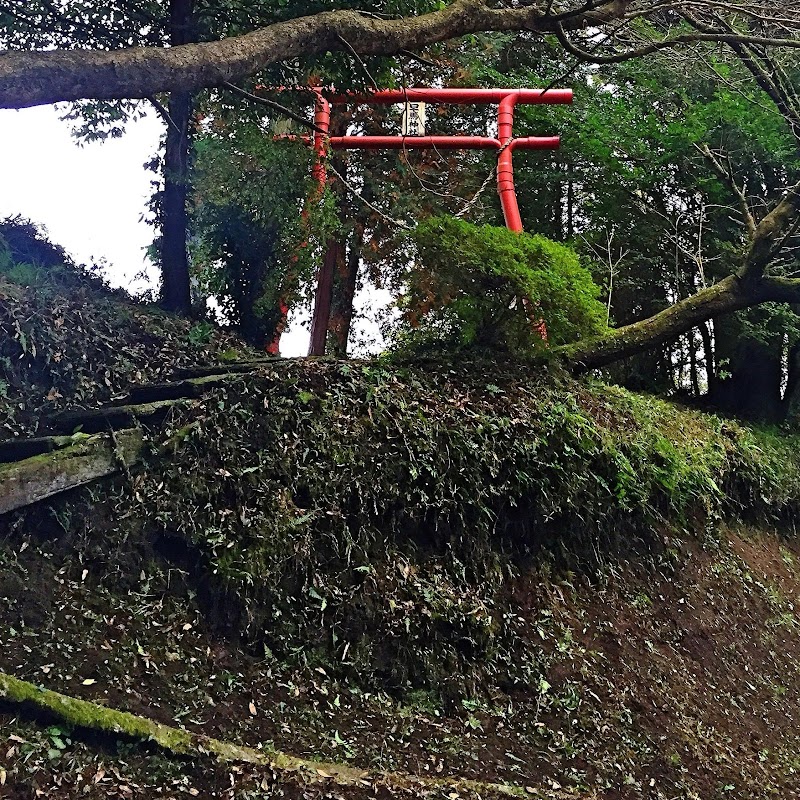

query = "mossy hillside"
[{"left": 43, "top": 359, "right": 800, "bottom": 698}]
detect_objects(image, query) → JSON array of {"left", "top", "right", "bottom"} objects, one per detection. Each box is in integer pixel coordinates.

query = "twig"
[
  {"left": 774, "top": 208, "right": 800, "bottom": 255},
  {"left": 146, "top": 95, "right": 181, "bottom": 135},
  {"left": 327, "top": 162, "right": 411, "bottom": 230},
  {"left": 336, "top": 33, "right": 380, "bottom": 91},
  {"left": 695, "top": 143, "right": 757, "bottom": 236},
  {"left": 399, "top": 49, "right": 442, "bottom": 69},
  {"left": 223, "top": 82, "right": 327, "bottom": 135}
]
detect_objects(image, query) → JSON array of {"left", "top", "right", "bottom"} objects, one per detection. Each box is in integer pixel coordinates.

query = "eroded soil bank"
[{"left": 2, "top": 520, "right": 800, "bottom": 799}]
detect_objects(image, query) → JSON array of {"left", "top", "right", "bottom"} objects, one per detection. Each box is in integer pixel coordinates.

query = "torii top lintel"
[
  {"left": 308, "top": 86, "right": 572, "bottom": 233},
  {"left": 325, "top": 87, "right": 573, "bottom": 105}
]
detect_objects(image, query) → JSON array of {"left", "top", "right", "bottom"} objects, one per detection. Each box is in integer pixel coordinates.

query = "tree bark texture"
[
  {"left": 308, "top": 113, "right": 350, "bottom": 356},
  {"left": 160, "top": 0, "right": 196, "bottom": 315},
  {"left": 708, "top": 315, "right": 782, "bottom": 421},
  {"left": 784, "top": 338, "right": 800, "bottom": 423},
  {"left": 0, "top": 2, "right": 629, "bottom": 109},
  {"left": 561, "top": 275, "right": 800, "bottom": 372},
  {"left": 0, "top": 430, "right": 144, "bottom": 516},
  {"left": 700, "top": 320, "right": 715, "bottom": 389},
  {"left": 328, "top": 218, "right": 364, "bottom": 357},
  {"left": 309, "top": 239, "right": 341, "bottom": 355}
]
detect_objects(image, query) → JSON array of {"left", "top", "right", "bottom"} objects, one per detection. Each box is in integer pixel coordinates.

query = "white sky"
[{"left": 0, "top": 104, "right": 319, "bottom": 356}]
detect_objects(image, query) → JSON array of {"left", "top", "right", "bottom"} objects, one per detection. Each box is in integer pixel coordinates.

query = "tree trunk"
[
  {"left": 552, "top": 176, "right": 564, "bottom": 240},
  {"left": 689, "top": 331, "right": 700, "bottom": 397},
  {"left": 160, "top": 89, "right": 193, "bottom": 313},
  {"left": 706, "top": 314, "right": 783, "bottom": 421},
  {"left": 784, "top": 340, "right": 800, "bottom": 424},
  {"left": 160, "top": 0, "right": 195, "bottom": 315},
  {"left": 699, "top": 320, "right": 715, "bottom": 392},
  {"left": 308, "top": 116, "right": 349, "bottom": 356},
  {"left": 308, "top": 239, "right": 341, "bottom": 355},
  {"left": 566, "top": 159, "right": 574, "bottom": 240},
  {"left": 328, "top": 218, "right": 364, "bottom": 357},
  {"left": 723, "top": 340, "right": 782, "bottom": 421}
]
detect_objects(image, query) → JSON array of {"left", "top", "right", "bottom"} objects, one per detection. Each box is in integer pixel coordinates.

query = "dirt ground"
[{"left": 3, "top": 521, "right": 800, "bottom": 799}]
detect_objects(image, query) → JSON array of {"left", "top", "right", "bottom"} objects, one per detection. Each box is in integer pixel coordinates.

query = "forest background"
[{"left": 3, "top": 1, "right": 800, "bottom": 421}]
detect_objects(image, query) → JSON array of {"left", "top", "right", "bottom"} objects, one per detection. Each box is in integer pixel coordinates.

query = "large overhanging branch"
[
  {"left": 4, "top": 0, "right": 800, "bottom": 110},
  {"left": 0, "top": 0, "right": 628, "bottom": 109},
  {"left": 561, "top": 177, "right": 800, "bottom": 371}
]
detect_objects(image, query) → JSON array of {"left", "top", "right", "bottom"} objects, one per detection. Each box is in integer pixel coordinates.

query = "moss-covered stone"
[{"left": 0, "top": 428, "right": 144, "bottom": 515}]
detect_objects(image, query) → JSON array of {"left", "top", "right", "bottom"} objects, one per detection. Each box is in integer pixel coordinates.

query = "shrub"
[
  {"left": 0, "top": 216, "right": 73, "bottom": 270},
  {"left": 397, "top": 216, "right": 606, "bottom": 356},
  {"left": 0, "top": 216, "right": 107, "bottom": 293}
]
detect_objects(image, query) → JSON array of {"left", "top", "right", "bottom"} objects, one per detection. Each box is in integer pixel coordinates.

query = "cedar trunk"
[
  {"left": 160, "top": 0, "right": 195, "bottom": 315},
  {"left": 328, "top": 219, "right": 363, "bottom": 357}
]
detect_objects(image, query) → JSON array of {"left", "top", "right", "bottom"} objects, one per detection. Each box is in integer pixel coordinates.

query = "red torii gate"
[{"left": 277, "top": 86, "right": 573, "bottom": 355}]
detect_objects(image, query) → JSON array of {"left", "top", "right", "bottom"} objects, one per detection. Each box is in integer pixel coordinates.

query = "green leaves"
[
  {"left": 399, "top": 215, "right": 606, "bottom": 356},
  {"left": 189, "top": 118, "right": 315, "bottom": 346}
]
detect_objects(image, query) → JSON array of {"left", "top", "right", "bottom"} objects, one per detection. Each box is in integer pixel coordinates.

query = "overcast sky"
[
  {"left": 0, "top": 105, "right": 161, "bottom": 285},
  {"left": 0, "top": 104, "right": 318, "bottom": 356}
]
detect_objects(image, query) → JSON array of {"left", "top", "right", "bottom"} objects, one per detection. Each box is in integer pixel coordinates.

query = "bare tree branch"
[
  {"left": 222, "top": 82, "right": 326, "bottom": 134},
  {"left": 146, "top": 95, "right": 181, "bottom": 134},
  {"left": 696, "top": 143, "right": 757, "bottom": 237}
]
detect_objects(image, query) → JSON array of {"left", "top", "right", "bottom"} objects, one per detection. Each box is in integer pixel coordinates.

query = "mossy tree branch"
[
  {"left": 561, "top": 177, "right": 800, "bottom": 371},
  {"left": 0, "top": 670, "right": 524, "bottom": 797},
  {"left": 561, "top": 274, "right": 800, "bottom": 371},
  {"left": 0, "top": 1, "right": 623, "bottom": 108}
]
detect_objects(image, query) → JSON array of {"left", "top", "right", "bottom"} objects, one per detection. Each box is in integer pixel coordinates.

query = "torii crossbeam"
[{"left": 320, "top": 87, "right": 572, "bottom": 233}]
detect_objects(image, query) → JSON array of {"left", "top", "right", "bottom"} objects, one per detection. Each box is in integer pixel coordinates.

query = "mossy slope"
[
  {"left": 4, "top": 359, "right": 800, "bottom": 797},
  {"left": 8, "top": 359, "right": 798, "bottom": 697}
]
